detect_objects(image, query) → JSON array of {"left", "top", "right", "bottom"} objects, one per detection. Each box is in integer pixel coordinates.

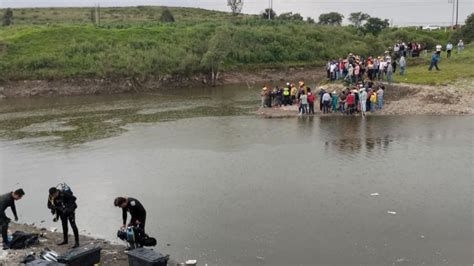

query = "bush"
[{"left": 160, "top": 9, "right": 175, "bottom": 23}]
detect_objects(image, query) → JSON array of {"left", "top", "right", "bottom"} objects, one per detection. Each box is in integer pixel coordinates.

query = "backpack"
[
  {"left": 9, "top": 231, "right": 39, "bottom": 249},
  {"left": 117, "top": 226, "right": 157, "bottom": 249}
]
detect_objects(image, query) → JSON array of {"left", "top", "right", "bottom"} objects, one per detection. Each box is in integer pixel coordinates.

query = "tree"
[
  {"left": 459, "top": 13, "right": 474, "bottom": 43},
  {"left": 261, "top": 8, "right": 276, "bottom": 20},
  {"left": 201, "top": 26, "right": 233, "bottom": 86},
  {"left": 227, "top": 0, "right": 243, "bottom": 16},
  {"left": 318, "top": 12, "right": 344, "bottom": 26},
  {"left": 307, "top": 17, "right": 315, "bottom": 24},
  {"left": 348, "top": 12, "right": 370, "bottom": 28},
  {"left": 160, "top": 8, "right": 175, "bottom": 23},
  {"left": 2, "top": 8, "right": 13, "bottom": 26},
  {"left": 364, "top": 17, "right": 389, "bottom": 36},
  {"left": 278, "top": 12, "right": 303, "bottom": 21}
]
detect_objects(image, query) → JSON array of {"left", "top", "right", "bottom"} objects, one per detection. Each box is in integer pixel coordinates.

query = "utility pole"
[
  {"left": 268, "top": 0, "right": 273, "bottom": 20},
  {"left": 449, "top": 0, "right": 455, "bottom": 29},
  {"left": 455, "top": 0, "right": 459, "bottom": 26},
  {"left": 98, "top": 4, "right": 101, "bottom": 26}
]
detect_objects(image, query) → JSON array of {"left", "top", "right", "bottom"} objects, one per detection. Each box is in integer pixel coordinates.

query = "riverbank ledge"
[
  {"left": 0, "top": 223, "right": 179, "bottom": 266},
  {"left": 256, "top": 81, "right": 474, "bottom": 117}
]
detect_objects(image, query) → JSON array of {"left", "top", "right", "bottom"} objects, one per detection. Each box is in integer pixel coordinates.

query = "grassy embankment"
[
  {"left": 392, "top": 44, "right": 474, "bottom": 86},
  {"left": 0, "top": 6, "right": 462, "bottom": 83}
]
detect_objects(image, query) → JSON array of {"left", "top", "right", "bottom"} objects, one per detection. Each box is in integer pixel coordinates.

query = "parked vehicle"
[{"left": 422, "top": 25, "right": 441, "bottom": 31}]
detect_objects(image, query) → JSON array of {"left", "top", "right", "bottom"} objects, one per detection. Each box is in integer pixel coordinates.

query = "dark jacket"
[
  {"left": 47, "top": 192, "right": 77, "bottom": 218},
  {"left": 0, "top": 193, "right": 18, "bottom": 222},
  {"left": 122, "top": 197, "right": 146, "bottom": 225}
]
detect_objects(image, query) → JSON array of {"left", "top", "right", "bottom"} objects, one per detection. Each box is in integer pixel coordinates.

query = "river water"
[{"left": 0, "top": 86, "right": 472, "bottom": 265}]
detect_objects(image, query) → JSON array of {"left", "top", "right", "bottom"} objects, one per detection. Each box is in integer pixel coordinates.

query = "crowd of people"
[
  {"left": 261, "top": 80, "right": 385, "bottom": 117},
  {"left": 260, "top": 38, "right": 465, "bottom": 116},
  {"left": 325, "top": 41, "right": 413, "bottom": 85}
]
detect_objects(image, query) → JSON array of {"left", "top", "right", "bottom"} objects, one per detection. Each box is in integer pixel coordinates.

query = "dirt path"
[
  {"left": 0, "top": 223, "right": 180, "bottom": 266},
  {"left": 257, "top": 81, "right": 474, "bottom": 117}
]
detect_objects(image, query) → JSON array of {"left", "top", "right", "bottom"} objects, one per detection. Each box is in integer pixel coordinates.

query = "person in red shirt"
[
  {"left": 346, "top": 91, "right": 355, "bottom": 115},
  {"left": 307, "top": 91, "right": 315, "bottom": 114}
]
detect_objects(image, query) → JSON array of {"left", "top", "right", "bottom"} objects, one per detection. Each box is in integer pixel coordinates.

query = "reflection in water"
[{"left": 318, "top": 117, "right": 396, "bottom": 156}]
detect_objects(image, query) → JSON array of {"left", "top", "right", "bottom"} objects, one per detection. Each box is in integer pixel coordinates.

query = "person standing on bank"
[
  {"left": 0, "top": 189, "right": 25, "bottom": 250},
  {"left": 114, "top": 197, "right": 147, "bottom": 232},
  {"left": 48, "top": 186, "right": 79, "bottom": 248},
  {"left": 446, "top": 42, "right": 453, "bottom": 58}
]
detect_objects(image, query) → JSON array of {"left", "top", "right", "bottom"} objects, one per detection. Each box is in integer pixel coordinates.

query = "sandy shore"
[
  {"left": 0, "top": 223, "right": 179, "bottom": 265},
  {"left": 257, "top": 81, "right": 474, "bottom": 117}
]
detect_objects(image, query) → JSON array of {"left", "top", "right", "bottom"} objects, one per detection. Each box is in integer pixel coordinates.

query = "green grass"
[
  {"left": 394, "top": 44, "right": 474, "bottom": 85},
  {"left": 3, "top": 6, "right": 247, "bottom": 26},
  {"left": 0, "top": 6, "right": 460, "bottom": 84}
]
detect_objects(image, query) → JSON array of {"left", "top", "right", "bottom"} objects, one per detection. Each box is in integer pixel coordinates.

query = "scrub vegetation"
[{"left": 0, "top": 6, "right": 470, "bottom": 83}]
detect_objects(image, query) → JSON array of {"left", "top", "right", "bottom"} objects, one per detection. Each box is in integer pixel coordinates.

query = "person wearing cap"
[
  {"left": 318, "top": 87, "right": 325, "bottom": 111},
  {"left": 307, "top": 91, "right": 315, "bottom": 114},
  {"left": 457, "top": 40, "right": 464, "bottom": 53},
  {"left": 261, "top": 86, "right": 269, "bottom": 107},
  {"left": 435, "top": 44, "right": 442, "bottom": 56},
  {"left": 331, "top": 91, "right": 338, "bottom": 113}
]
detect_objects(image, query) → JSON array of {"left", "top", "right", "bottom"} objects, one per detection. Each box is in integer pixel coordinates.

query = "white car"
[{"left": 423, "top": 25, "right": 441, "bottom": 31}]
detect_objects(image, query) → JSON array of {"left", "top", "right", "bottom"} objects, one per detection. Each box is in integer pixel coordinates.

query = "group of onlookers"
[
  {"left": 260, "top": 81, "right": 385, "bottom": 117},
  {"left": 429, "top": 40, "right": 464, "bottom": 71},
  {"left": 325, "top": 40, "right": 416, "bottom": 85}
]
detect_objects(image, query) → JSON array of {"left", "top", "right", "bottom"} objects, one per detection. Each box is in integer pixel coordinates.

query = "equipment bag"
[{"left": 9, "top": 231, "right": 39, "bottom": 249}]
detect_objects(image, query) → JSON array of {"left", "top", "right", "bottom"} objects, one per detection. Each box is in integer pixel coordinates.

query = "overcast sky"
[{"left": 1, "top": 0, "right": 472, "bottom": 26}]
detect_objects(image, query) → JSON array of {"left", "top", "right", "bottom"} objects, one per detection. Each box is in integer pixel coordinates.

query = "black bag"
[
  {"left": 9, "top": 231, "right": 39, "bottom": 249},
  {"left": 141, "top": 235, "right": 157, "bottom": 247},
  {"left": 117, "top": 226, "right": 157, "bottom": 248}
]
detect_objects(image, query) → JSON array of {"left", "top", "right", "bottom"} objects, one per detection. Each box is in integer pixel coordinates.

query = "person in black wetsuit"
[
  {"left": 0, "top": 189, "right": 25, "bottom": 250},
  {"left": 48, "top": 187, "right": 79, "bottom": 248},
  {"left": 114, "top": 197, "right": 147, "bottom": 232}
]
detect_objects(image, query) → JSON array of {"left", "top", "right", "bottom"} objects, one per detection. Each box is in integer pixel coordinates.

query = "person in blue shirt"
[{"left": 428, "top": 52, "right": 440, "bottom": 71}]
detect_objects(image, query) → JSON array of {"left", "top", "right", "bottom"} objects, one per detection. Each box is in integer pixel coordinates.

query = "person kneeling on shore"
[
  {"left": 114, "top": 197, "right": 147, "bottom": 233},
  {"left": 0, "top": 189, "right": 25, "bottom": 250},
  {"left": 48, "top": 185, "right": 79, "bottom": 248}
]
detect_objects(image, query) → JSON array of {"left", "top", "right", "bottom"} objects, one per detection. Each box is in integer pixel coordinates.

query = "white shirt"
[
  {"left": 436, "top": 44, "right": 442, "bottom": 52},
  {"left": 322, "top": 93, "right": 331, "bottom": 102}
]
